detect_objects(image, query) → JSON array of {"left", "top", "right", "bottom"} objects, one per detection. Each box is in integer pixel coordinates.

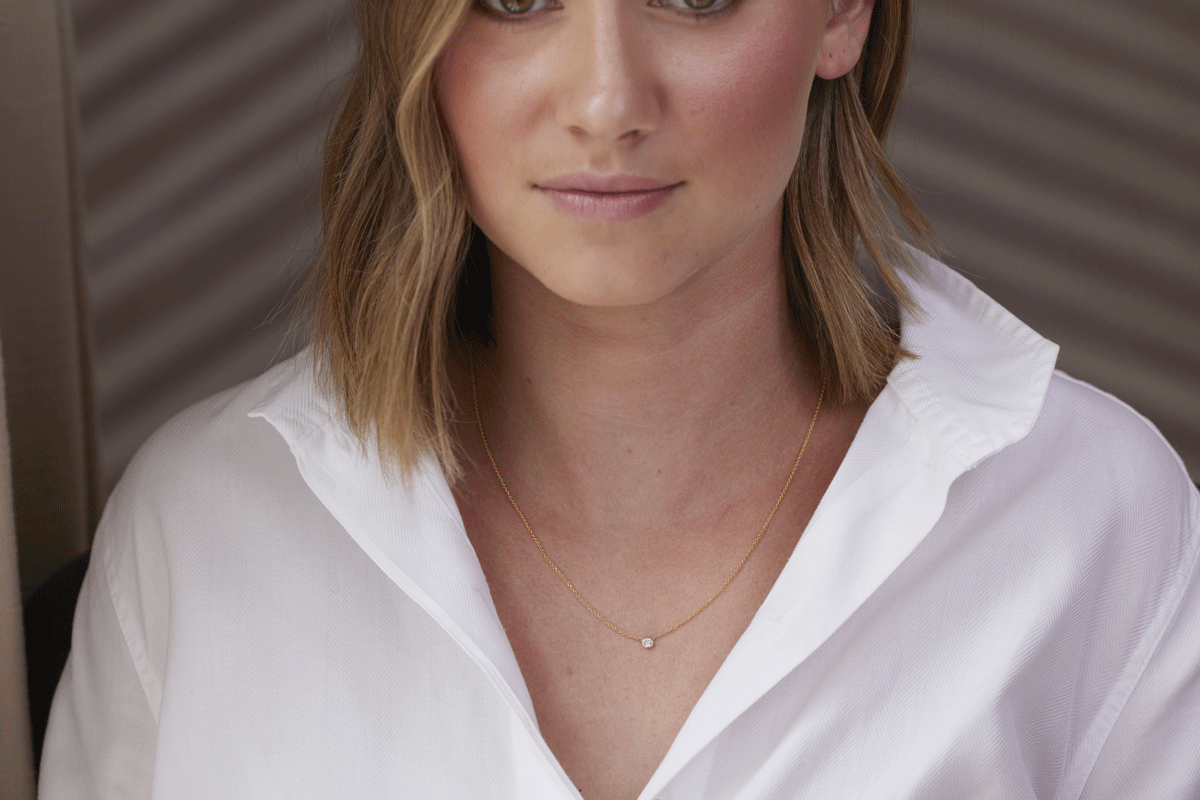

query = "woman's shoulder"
[
  {"left": 106, "top": 350, "right": 321, "bottom": 528},
  {"left": 90, "top": 350, "right": 333, "bottom": 658},
  {"left": 1036, "top": 369, "right": 1196, "bottom": 502},
  {"left": 966, "top": 364, "right": 1199, "bottom": 581}
]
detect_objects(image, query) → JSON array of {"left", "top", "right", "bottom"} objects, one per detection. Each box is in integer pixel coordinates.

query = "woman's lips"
[{"left": 535, "top": 175, "right": 683, "bottom": 222}]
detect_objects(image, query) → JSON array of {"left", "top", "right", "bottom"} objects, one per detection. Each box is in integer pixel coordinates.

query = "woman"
[{"left": 42, "top": 0, "right": 1199, "bottom": 797}]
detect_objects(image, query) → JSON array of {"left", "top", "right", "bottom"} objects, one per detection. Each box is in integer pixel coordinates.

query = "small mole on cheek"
[{"left": 627, "top": 448, "right": 633, "bottom": 455}]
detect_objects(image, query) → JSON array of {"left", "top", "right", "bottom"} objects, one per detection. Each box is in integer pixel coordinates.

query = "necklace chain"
[{"left": 470, "top": 360, "right": 825, "bottom": 649}]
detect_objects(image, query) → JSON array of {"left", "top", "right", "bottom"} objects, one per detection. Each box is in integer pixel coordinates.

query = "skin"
[{"left": 436, "top": 1, "right": 875, "bottom": 797}]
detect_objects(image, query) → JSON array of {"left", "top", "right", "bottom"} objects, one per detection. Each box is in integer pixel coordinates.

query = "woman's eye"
[
  {"left": 477, "top": 0, "right": 555, "bottom": 15},
  {"left": 475, "top": 0, "right": 736, "bottom": 22},
  {"left": 648, "top": 0, "right": 735, "bottom": 16}
]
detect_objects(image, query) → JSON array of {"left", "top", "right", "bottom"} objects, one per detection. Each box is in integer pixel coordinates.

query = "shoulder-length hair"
[{"left": 308, "top": 0, "right": 936, "bottom": 479}]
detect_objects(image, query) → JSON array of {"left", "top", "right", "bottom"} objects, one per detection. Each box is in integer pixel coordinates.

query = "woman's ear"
[{"left": 815, "top": 0, "right": 875, "bottom": 80}]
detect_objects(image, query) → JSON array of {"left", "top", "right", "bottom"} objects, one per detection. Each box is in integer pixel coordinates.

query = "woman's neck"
[{"left": 458, "top": 224, "right": 826, "bottom": 547}]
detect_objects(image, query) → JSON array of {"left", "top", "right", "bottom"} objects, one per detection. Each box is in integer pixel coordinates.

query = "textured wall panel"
[
  {"left": 890, "top": 0, "right": 1200, "bottom": 479},
  {"left": 72, "top": 0, "right": 355, "bottom": 498}
]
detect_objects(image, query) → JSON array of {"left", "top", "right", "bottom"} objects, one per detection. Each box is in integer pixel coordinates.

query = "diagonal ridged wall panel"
[
  {"left": 71, "top": 0, "right": 355, "bottom": 498},
  {"left": 890, "top": 0, "right": 1200, "bottom": 479}
]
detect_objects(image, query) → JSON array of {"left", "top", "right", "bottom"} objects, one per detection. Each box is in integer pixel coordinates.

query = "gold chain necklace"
[{"left": 470, "top": 360, "right": 825, "bottom": 650}]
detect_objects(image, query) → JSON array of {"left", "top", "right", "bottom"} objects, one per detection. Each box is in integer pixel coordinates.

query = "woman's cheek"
[{"left": 671, "top": 27, "right": 818, "bottom": 199}]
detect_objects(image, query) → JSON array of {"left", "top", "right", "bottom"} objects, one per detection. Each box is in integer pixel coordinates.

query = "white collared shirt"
[{"left": 41, "top": 255, "right": 1200, "bottom": 799}]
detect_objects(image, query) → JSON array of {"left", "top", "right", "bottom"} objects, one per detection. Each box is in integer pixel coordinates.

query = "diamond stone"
[{"left": 641, "top": 638, "right": 654, "bottom": 649}]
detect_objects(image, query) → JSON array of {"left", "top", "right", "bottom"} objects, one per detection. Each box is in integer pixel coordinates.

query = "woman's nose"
[{"left": 554, "top": 3, "right": 663, "bottom": 145}]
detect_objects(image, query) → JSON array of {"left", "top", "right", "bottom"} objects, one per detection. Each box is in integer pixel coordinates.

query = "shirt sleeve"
[
  {"left": 38, "top": 497, "right": 167, "bottom": 799},
  {"left": 1078, "top": 484, "right": 1200, "bottom": 799}
]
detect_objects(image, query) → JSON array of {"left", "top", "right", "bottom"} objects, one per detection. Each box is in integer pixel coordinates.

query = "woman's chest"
[
  {"left": 501, "top": 597, "right": 763, "bottom": 800},
  {"left": 457, "top": 477, "right": 823, "bottom": 799}
]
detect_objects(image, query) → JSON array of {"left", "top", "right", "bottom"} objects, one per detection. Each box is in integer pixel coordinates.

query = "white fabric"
[{"left": 40, "top": 255, "right": 1200, "bottom": 799}]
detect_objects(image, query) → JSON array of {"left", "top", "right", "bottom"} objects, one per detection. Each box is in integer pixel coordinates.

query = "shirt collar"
[
  {"left": 249, "top": 253, "right": 1059, "bottom": 797},
  {"left": 889, "top": 250, "right": 1060, "bottom": 471},
  {"left": 246, "top": 353, "right": 545, "bottom": 739}
]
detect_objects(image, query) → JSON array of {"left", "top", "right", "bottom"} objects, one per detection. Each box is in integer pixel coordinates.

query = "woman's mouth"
[{"left": 534, "top": 174, "right": 683, "bottom": 222}]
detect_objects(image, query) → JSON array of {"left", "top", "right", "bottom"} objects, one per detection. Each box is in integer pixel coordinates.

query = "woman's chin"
[
  {"left": 488, "top": 241, "right": 697, "bottom": 311},
  {"left": 533, "top": 267, "right": 696, "bottom": 311}
]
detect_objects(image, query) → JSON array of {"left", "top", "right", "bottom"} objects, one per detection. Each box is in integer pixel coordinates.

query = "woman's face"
[{"left": 436, "top": 0, "right": 868, "bottom": 308}]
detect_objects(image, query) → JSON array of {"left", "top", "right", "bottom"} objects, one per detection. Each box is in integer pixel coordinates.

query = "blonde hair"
[{"left": 309, "top": 0, "right": 936, "bottom": 479}]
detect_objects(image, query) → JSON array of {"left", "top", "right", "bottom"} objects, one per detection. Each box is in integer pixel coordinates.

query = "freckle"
[{"left": 627, "top": 447, "right": 633, "bottom": 454}]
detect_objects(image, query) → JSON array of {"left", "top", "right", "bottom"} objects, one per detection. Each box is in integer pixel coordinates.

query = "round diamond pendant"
[{"left": 641, "top": 637, "right": 654, "bottom": 649}]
